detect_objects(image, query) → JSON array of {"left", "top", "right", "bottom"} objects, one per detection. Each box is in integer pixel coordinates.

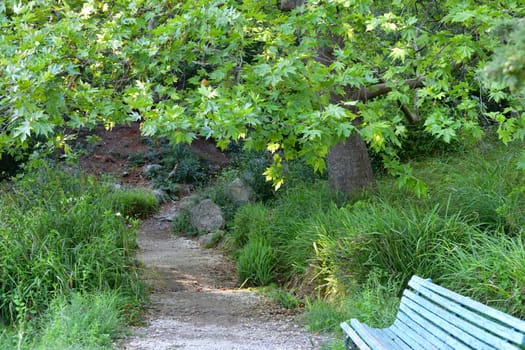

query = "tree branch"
[{"left": 344, "top": 77, "right": 425, "bottom": 102}]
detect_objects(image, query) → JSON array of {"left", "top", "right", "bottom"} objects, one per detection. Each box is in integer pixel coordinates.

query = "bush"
[
  {"left": 172, "top": 212, "right": 198, "bottom": 237},
  {"left": 304, "top": 270, "right": 400, "bottom": 334}
]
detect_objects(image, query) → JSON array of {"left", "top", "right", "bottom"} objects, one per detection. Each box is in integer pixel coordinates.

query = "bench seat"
[{"left": 341, "top": 275, "right": 525, "bottom": 350}]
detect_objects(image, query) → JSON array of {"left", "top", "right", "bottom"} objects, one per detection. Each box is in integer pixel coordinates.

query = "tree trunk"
[
  {"left": 327, "top": 133, "right": 375, "bottom": 195},
  {"left": 280, "top": 0, "right": 304, "bottom": 11},
  {"left": 281, "top": 0, "right": 379, "bottom": 195}
]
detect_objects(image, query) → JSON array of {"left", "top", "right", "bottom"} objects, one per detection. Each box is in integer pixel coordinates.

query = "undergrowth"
[
  {"left": 0, "top": 167, "right": 153, "bottom": 348},
  {"left": 225, "top": 137, "right": 525, "bottom": 346}
]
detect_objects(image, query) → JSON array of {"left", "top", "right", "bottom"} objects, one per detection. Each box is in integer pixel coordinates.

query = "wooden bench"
[{"left": 340, "top": 275, "right": 525, "bottom": 350}]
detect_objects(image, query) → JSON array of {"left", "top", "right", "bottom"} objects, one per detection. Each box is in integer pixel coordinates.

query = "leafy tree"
[{"left": 1, "top": 0, "right": 524, "bottom": 193}]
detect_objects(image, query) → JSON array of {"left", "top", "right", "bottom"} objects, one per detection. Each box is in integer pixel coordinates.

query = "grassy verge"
[
  {"left": 221, "top": 137, "right": 525, "bottom": 347},
  {"left": 0, "top": 167, "right": 157, "bottom": 349}
]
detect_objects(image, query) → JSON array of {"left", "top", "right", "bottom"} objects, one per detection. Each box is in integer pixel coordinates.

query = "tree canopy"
[{"left": 1, "top": 0, "right": 524, "bottom": 188}]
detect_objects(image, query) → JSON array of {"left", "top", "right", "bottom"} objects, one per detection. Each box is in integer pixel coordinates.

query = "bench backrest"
[{"left": 401, "top": 275, "right": 525, "bottom": 350}]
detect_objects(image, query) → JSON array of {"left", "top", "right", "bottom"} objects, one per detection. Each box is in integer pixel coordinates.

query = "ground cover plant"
[
  {"left": 225, "top": 137, "right": 525, "bottom": 347},
  {"left": 0, "top": 166, "right": 154, "bottom": 348}
]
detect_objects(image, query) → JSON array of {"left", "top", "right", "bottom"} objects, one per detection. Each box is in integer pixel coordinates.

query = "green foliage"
[
  {"left": 304, "top": 270, "right": 400, "bottom": 334},
  {"left": 34, "top": 292, "right": 125, "bottom": 350},
  {"left": 261, "top": 286, "right": 302, "bottom": 310},
  {"left": 172, "top": 212, "right": 198, "bottom": 237},
  {"left": 2, "top": 0, "right": 524, "bottom": 189},
  {"left": 401, "top": 137, "right": 525, "bottom": 233},
  {"left": 439, "top": 232, "right": 525, "bottom": 319},
  {"left": 332, "top": 204, "right": 478, "bottom": 285},
  {"left": 110, "top": 188, "right": 159, "bottom": 219},
  {"left": 236, "top": 236, "right": 276, "bottom": 287},
  {"left": 0, "top": 168, "right": 145, "bottom": 325},
  {"left": 484, "top": 19, "right": 525, "bottom": 95},
  {"left": 146, "top": 143, "right": 211, "bottom": 190},
  {"left": 228, "top": 139, "right": 525, "bottom": 320},
  {"left": 304, "top": 299, "right": 346, "bottom": 333},
  {"left": 340, "top": 270, "right": 400, "bottom": 329},
  {"left": 229, "top": 203, "right": 270, "bottom": 250}
]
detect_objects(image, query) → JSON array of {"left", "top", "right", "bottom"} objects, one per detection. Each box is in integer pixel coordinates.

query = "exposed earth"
[{"left": 77, "top": 124, "right": 330, "bottom": 349}]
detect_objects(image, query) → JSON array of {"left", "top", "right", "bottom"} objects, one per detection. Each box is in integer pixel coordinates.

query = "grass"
[
  {"left": 0, "top": 166, "right": 152, "bottom": 347},
  {"left": 110, "top": 188, "right": 159, "bottom": 219},
  {"left": 237, "top": 236, "right": 277, "bottom": 286},
  {"left": 225, "top": 136, "right": 525, "bottom": 340}
]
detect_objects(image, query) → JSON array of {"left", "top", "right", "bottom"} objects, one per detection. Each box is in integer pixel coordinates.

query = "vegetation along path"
[{"left": 122, "top": 201, "right": 326, "bottom": 350}]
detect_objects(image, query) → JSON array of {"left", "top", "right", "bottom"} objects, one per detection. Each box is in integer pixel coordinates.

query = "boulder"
[
  {"left": 142, "top": 164, "right": 162, "bottom": 177},
  {"left": 178, "top": 195, "right": 200, "bottom": 213},
  {"left": 224, "top": 178, "right": 254, "bottom": 204},
  {"left": 152, "top": 189, "right": 169, "bottom": 203},
  {"left": 189, "top": 199, "right": 224, "bottom": 232}
]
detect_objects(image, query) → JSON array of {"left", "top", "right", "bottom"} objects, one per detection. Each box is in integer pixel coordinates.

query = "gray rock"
[
  {"left": 142, "top": 164, "right": 162, "bottom": 176},
  {"left": 198, "top": 231, "right": 220, "bottom": 247},
  {"left": 190, "top": 199, "right": 224, "bottom": 232},
  {"left": 178, "top": 195, "right": 200, "bottom": 213},
  {"left": 152, "top": 189, "right": 169, "bottom": 203},
  {"left": 112, "top": 183, "right": 123, "bottom": 191},
  {"left": 224, "top": 178, "right": 254, "bottom": 204},
  {"left": 154, "top": 211, "right": 179, "bottom": 222}
]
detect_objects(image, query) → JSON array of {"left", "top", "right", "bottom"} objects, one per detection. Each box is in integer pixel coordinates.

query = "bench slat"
[
  {"left": 410, "top": 276, "right": 525, "bottom": 336},
  {"left": 391, "top": 317, "right": 441, "bottom": 350},
  {"left": 403, "top": 294, "right": 493, "bottom": 350},
  {"left": 404, "top": 289, "right": 521, "bottom": 350},
  {"left": 341, "top": 321, "right": 372, "bottom": 350},
  {"left": 396, "top": 311, "right": 454, "bottom": 350},
  {"left": 384, "top": 325, "right": 416, "bottom": 350},
  {"left": 409, "top": 277, "right": 525, "bottom": 346},
  {"left": 341, "top": 276, "right": 525, "bottom": 350},
  {"left": 350, "top": 319, "right": 392, "bottom": 350},
  {"left": 399, "top": 301, "right": 472, "bottom": 350},
  {"left": 362, "top": 323, "right": 412, "bottom": 350}
]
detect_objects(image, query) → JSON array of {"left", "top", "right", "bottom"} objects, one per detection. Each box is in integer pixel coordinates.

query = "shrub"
[
  {"left": 339, "top": 269, "right": 401, "bottom": 328},
  {"left": 304, "top": 299, "right": 347, "bottom": 333},
  {"left": 304, "top": 270, "right": 400, "bottom": 334}
]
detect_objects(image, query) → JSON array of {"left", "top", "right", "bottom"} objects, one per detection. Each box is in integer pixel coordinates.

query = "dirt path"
[{"left": 121, "top": 202, "right": 328, "bottom": 350}]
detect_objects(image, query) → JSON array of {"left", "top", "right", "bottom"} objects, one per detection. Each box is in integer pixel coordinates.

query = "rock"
[
  {"left": 198, "top": 231, "right": 219, "bottom": 247},
  {"left": 224, "top": 178, "right": 254, "bottom": 204},
  {"left": 154, "top": 211, "right": 179, "bottom": 222},
  {"left": 142, "top": 164, "right": 162, "bottom": 177},
  {"left": 112, "top": 183, "right": 123, "bottom": 191},
  {"left": 190, "top": 199, "right": 224, "bottom": 232},
  {"left": 178, "top": 195, "right": 199, "bottom": 213},
  {"left": 152, "top": 189, "right": 169, "bottom": 203}
]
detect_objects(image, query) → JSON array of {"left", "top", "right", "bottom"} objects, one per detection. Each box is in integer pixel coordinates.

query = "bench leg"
[{"left": 344, "top": 335, "right": 356, "bottom": 350}]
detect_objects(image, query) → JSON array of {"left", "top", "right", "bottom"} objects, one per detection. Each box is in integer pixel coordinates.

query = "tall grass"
[
  {"left": 439, "top": 232, "right": 525, "bottom": 319},
  {"left": 237, "top": 236, "right": 276, "bottom": 286},
  {"left": 0, "top": 166, "right": 151, "bottom": 345},
  {"left": 228, "top": 138, "right": 525, "bottom": 326}
]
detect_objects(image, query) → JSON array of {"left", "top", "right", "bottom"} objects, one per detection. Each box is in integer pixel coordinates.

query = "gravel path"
[{"left": 121, "top": 202, "right": 328, "bottom": 350}]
